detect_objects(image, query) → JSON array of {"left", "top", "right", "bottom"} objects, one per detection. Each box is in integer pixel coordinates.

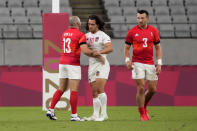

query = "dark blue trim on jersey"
[
  {"left": 79, "top": 42, "right": 86, "bottom": 46},
  {"left": 125, "top": 41, "right": 132, "bottom": 45},
  {"left": 154, "top": 41, "right": 160, "bottom": 45}
]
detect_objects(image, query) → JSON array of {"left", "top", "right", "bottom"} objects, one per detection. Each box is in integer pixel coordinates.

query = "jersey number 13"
[{"left": 63, "top": 38, "right": 71, "bottom": 53}]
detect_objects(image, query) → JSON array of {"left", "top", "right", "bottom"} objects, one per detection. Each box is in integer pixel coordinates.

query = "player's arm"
[
  {"left": 80, "top": 44, "right": 105, "bottom": 64},
  {"left": 98, "top": 42, "right": 113, "bottom": 54},
  {"left": 155, "top": 43, "right": 162, "bottom": 75},
  {"left": 124, "top": 43, "right": 133, "bottom": 69}
]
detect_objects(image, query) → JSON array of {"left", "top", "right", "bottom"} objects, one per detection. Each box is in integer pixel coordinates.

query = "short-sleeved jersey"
[
  {"left": 125, "top": 25, "right": 160, "bottom": 65},
  {"left": 86, "top": 30, "right": 111, "bottom": 63},
  {"left": 60, "top": 28, "right": 86, "bottom": 66}
]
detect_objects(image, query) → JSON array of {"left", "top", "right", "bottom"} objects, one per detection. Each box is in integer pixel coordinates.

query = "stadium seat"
[
  {"left": 0, "top": 16, "right": 13, "bottom": 24},
  {"left": 110, "top": 16, "right": 125, "bottom": 23},
  {"left": 23, "top": 0, "right": 38, "bottom": 7},
  {"left": 190, "top": 24, "right": 197, "bottom": 37},
  {"left": 172, "top": 15, "right": 188, "bottom": 24},
  {"left": 157, "top": 16, "right": 172, "bottom": 24},
  {"left": 123, "top": 7, "right": 137, "bottom": 16},
  {"left": 174, "top": 24, "right": 191, "bottom": 38},
  {"left": 29, "top": 16, "right": 42, "bottom": 24},
  {"left": 18, "top": 25, "right": 33, "bottom": 38},
  {"left": 120, "top": 0, "right": 135, "bottom": 7},
  {"left": 170, "top": 6, "right": 186, "bottom": 16},
  {"left": 152, "top": 0, "right": 167, "bottom": 7},
  {"left": 188, "top": 15, "right": 197, "bottom": 24},
  {"left": 154, "top": 6, "right": 170, "bottom": 16},
  {"left": 0, "top": 8, "right": 11, "bottom": 16},
  {"left": 2, "top": 25, "right": 18, "bottom": 38},
  {"left": 168, "top": 0, "right": 184, "bottom": 6},
  {"left": 10, "top": 8, "right": 26, "bottom": 17},
  {"left": 32, "top": 25, "right": 42, "bottom": 38},
  {"left": 7, "top": 0, "right": 23, "bottom": 7},
  {"left": 149, "top": 24, "right": 158, "bottom": 29},
  {"left": 136, "top": 0, "right": 151, "bottom": 7},
  {"left": 60, "top": 0, "right": 70, "bottom": 7},
  {"left": 187, "top": 6, "right": 197, "bottom": 15},
  {"left": 60, "top": 7, "right": 72, "bottom": 15},
  {"left": 185, "top": 0, "right": 197, "bottom": 6},
  {"left": 0, "top": 0, "right": 6, "bottom": 7},
  {"left": 107, "top": 7, "right": 122, "bottom": 16},
  {"left": 148, "top": 16, "right": 157, "bottom": 24},
  {"left": 104, "top": 0, "right": 119, "bottom": 7},
  {"left": 159, "top": 24, "right": 175, "bottom": 38},
  {"left": 126, "top": 16, "right": 137, "bottom": 24},
  {"left": 39, "top": 0, "right": 52, "bottom": 7},
  {"left": 13, "top": 16, "right": 29, "bottom": 24},
  {"left": 26, "top": 8, "right": 42, "bottom": 16}
]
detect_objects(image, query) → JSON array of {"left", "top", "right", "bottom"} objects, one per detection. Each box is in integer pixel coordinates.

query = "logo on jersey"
[
  {"left": 95, "top": 37, "right": 99, "bottom": 42},
  {"left": 135, "top": 33, "right": 139, "bottom": 37},
  {"left": 90, "top": 37, "right": 94, "bottom": 45},
  {"left": 151, "top": 32, "right": 153, "bottom": 36},
  {"left": 96, "top": 71, "right": 100, "bottom": 76}
]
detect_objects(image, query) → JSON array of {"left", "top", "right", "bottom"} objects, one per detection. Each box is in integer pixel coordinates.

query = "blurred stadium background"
[{"left": 0, "top": 0, "right": 197, "bottom": 108}]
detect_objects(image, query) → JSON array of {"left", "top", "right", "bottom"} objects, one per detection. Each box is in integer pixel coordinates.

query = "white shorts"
[
  {"left": 59, "top": 64, "right": 81, "bottom": 79},
  {"left": 132, "top": 62, "right": 158, "bottom": 80},
  {"left": 88, "top": 61, "right": 110, "bottom": 83}
]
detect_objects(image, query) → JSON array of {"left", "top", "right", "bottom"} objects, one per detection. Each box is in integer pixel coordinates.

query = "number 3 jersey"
[
  {"left": 125, "top": 25, "right": 160, "bottom": 65},
  {"left": 60, "top": 28, "right": 86, "bottom": 66}
]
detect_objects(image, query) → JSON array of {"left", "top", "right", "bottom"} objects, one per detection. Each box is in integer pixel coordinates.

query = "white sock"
[
  {"left": 71, "top": 113, "right": 77, "bottom": 117},
  {"left": 49, "top": 108, "right": 54, "bottom": 112},
  {"left": 98, "top": 93, "right": 107, "bottom": 116},
  {"left": 93, "top": 97, "right": 101, "bottom": 118}
]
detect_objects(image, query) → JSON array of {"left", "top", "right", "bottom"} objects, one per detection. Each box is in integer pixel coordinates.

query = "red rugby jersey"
[
  {"left": 125, "top": 25, "right": 160, "bottom": 65},
  {"left": 60, "top": 28, "right": 86, "bottom": 66}
]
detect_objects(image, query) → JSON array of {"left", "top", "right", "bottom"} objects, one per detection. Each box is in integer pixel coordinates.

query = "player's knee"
[
  {"left": 149, "top": 87, "right": 157, "bottom": 94},
  {"left": 137, "top": 86, "right": 145, "bottom": 94}
]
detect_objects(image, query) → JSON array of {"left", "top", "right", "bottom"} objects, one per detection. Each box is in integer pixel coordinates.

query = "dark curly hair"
[
  {"left": 86, "top": 15, "right": 105, "bottom": 31},
  {"left": 137, "top": 10, "right": 149, "bottom": 17}
]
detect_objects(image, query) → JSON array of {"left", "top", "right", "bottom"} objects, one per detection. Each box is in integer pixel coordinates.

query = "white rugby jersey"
[{"left": 86, "top": 30, "right": 111, "bottom": 63}]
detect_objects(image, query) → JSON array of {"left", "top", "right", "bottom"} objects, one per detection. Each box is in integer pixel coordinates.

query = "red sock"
[
  {"left": 138, "top": 107, "right": 145, "bottom": 115},
  {"left": 50, "top": 89, "right": 63, "bottom": 109},
  {"left": 70, "top": 91, "right": 78, "bottom": 114},
  {"left": 144, "top": 102, "right": 149, "bottom": 109}
]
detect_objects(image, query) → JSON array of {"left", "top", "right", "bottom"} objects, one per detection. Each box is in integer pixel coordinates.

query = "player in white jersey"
[{"left": 83, "top": 15, "right": 113, "bottom": 121}]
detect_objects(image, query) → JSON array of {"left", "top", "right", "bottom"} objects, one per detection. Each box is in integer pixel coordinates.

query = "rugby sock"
[
  {"left": 138, "top": 107, "right": 145, "bottom": 115},
  {"left": 50, "top": 89, "right": 63, "bottom": 109},
  {"left": 98, "top": 93, "right": 107, "bottom": 116},
  {"left": 70, "top": 91, "right": 78, "bottom": 115},
  {"left": 93, "top": 97, "right": 101, "bottom": 117}
]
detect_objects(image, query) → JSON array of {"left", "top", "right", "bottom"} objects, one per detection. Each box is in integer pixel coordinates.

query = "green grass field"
[{"left": 0, "top": 106, "right": 196, "bottom": 131}]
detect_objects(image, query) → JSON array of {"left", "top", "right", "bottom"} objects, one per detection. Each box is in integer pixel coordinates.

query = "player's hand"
[
  {"left": 97, "top": 55, "right": 105, "bottom": 65},
  {"left": 156, "top": 65, "right": 162, "bottom": 75},
  {"left": 92, "top": 50, "right": 100, "bottom": 57},
  {"left": 126, "top": 61, "right": 133, "bottom": 70}
]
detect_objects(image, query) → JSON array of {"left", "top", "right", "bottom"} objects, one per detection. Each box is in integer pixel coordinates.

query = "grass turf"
[{"left": 0, "top": 106, "right": 196, "bottom": 131}]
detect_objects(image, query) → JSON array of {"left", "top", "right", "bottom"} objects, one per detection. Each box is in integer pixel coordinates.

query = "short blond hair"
[{"left": 69, "top": 16, "right": 81, "bottom": 27}]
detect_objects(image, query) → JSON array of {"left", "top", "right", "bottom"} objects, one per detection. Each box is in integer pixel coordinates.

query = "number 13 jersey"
[
  {"left": 125, "top": 25, "right": 160, "bottom": 65},
  {"left": 60, "top": 28, "right": 86, "bottom": 66}
]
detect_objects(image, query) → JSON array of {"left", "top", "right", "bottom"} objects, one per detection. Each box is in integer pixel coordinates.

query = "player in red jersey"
[
  {"left": 124, "top": 10, "right": 162, "bottom": 121},
  {"left": 46, "top": 16, "right": 104, "bottom": 121}
]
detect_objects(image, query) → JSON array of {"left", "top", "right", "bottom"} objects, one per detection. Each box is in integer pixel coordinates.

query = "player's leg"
[
  {"left": 67, "top": 65, "right": 82, "bottom": 121},
  {"left": 97, "top": 78, "right": 108, "bottom": 120},
  {"left": 47, "top": 78, "right": 68, "bottom": 120},
  {"left": 68, "top": 79, "right": 82, "bottom": 121},
  {"left": 144, "top": 64, "right": 158, "bottom": 120},
  {"left": 132, "top": 62, "right": 148, "bottom": 121},
  {"left": 145, "top": 80, "right": 157, "bottom": 109},
  {"left": 90, "top": 81, "right": 101, "bottom": 118}
]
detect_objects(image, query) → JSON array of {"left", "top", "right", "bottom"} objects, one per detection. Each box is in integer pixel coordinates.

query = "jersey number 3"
[
  {"left": 142, "top": 38, "right": 148, "bottom": 48},
  {"left": 63, "top": 38, "right": 71, "bottom": 53}
]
